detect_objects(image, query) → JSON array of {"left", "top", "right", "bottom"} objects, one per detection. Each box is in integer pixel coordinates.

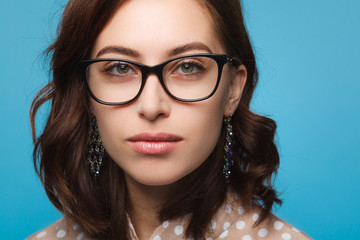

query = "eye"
[
  {"left": 175, "top": 61, "right": 203, "bottom": 74},
  {"left": 112, "top": 63, "right": 135, "bottom": 75},
  {"left": 179, "top": 62, "right": 196, "bottom": 73},
  {"left": 101, "top": 61, "right": 137, "bottom": 76}
]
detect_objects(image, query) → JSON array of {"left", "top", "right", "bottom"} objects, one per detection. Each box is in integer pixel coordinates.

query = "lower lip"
[{"left": 129, "top": 141, "right": 180, "bottom": 155}]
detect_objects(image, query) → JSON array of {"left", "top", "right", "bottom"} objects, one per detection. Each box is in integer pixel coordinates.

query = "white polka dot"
[
  {"left": 36, "top": 231, "right": 47, "bottom": 238},
  {"left": 274, "top": 221, "right": 284, "bottom": 230},
  {"left": 153, "top": 235, "right": 161, "bottom": 240},
  {"left": 210, "top": 219, "right": 216, "bottom": 229},
  {"left": 282, "top": 233, "right": 292, "bottom": 240},
  {"left": 162, "top": 221, "right": 169, "bottom": 229},
  {"left": 219, "top": 230, "right": 229, "bottom": 238},
  {"left": 258, "top": 228, "right": 268, "bottom": 237},
  {"left": 223, "top": 221, "right": 231, "bottom": 230},
  {"left": 242, "top": 234, "right": 252, "bottom": 240},
  {"left": 236, "top": 220, "right": 245, "bottom": 230},
  {"left": 252, "top": 213, "right": 259, "bottom": 221},
  {"left": 292, "top": 227, "right": 300, "bottom": 232},
  {"left": 77, "top": 232, "right": 84, "bottom": 240},
  {"left": 238, "top": 206, "right": 244, "bottom": 215},
  {"left": 225, "top": 204, "right": 232, "bottom": 214},
  {"left": 73, "top": 224, "right": 79, "bottom": 230},
  {"left": 56, "top": 230, "right": 66, "bottom": 238},
  {"left": 206, "top": 238, "right": 214, "bottom": 240},
  {"left": 174, "top": 225, "right": 183, "bottom": 236}
]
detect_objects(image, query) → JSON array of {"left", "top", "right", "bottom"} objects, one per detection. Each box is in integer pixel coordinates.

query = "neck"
[{"left": 125, "top": 174, "right": 173, "bottom": 240}]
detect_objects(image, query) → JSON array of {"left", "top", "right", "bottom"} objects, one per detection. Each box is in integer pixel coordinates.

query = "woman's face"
[{"left": 91, "top": 0, "right": 245, "bottom": 186}]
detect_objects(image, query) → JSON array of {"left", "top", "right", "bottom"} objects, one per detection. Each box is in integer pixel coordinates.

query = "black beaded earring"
[
  {"left": 222, "top": 115, "right": 235, "bottom": 182},
  {"left": 87, "top": 116, "right": 104, "bottom": 182}
]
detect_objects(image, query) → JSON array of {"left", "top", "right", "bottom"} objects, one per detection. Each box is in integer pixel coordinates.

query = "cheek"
[
  {"left": 189, "top": 112, "right": 222, "bottom": 162},
  {"left": 185, "top": 90, "right": 229, "bottom": 161}
]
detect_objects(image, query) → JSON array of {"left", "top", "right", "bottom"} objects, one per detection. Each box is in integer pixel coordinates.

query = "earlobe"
[{"left": 224, "top": 64, "right": 247, "bottom": 117}]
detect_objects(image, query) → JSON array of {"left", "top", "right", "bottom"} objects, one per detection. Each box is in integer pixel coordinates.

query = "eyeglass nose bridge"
[{"left": 136, "top": 62, "right": 175, "bottom": 101}]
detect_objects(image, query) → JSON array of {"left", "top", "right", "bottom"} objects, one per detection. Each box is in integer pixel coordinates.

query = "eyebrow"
[
  {"left": 95, "top": 42, "right": 213, "bottom": 59},
  {"left": 96, "top": 46, "right": 140, "bottom": 58},
  {"left": 169, "top": 42, "right": 213, "bottom": 56}
]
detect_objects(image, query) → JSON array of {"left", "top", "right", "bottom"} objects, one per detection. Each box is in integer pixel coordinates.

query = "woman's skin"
[{"left": 91, "top": 0, "right": 247, "bottom": 239}]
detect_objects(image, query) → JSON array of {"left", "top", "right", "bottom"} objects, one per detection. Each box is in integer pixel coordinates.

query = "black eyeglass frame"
[{"left": 78, "top": 54, "right": 240, "bottom": 106}]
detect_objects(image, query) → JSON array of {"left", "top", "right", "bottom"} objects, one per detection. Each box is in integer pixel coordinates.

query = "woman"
[{"left": 28, "top": 0, "right": 311, "bottom": 239}]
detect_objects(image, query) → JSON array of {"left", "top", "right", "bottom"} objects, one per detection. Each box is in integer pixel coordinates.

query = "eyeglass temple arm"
[{"left": 229, "top": 57, "right": 242, "bottom": 66}]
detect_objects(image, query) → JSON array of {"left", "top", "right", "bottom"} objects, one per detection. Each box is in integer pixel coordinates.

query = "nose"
[{"left": 137, "top": 73, "right": 170, "bottom": 121}]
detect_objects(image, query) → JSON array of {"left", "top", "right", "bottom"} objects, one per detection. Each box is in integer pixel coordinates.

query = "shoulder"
[
  {"left": 226, "top": 213, "right": 312, "bottom": 240},
  {"left": 26, "top": 218, "right": 91, "bottom": 240},
  {"left": 209, "top": 192, "right": 312, "bottom": 240}
]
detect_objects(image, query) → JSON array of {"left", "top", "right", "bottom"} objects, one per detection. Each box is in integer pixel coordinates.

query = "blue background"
[{"left": 1, "top": 0, "right": 359, "bottom": 239}]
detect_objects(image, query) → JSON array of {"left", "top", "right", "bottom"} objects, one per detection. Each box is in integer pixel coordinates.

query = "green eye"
[
  {"left": 115, "top": 64, "right": 133, "bottom": 74},
  {"left": 175, "top": 60, "right": 204, "bottom": 74},
  {"left": 180, "top": 63, "right": 196, "bottom": 73}
]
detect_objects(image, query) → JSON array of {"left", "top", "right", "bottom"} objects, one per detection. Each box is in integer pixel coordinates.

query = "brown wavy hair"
[{"left": 30, "top": 0, "right": 282, "bottom": 239}]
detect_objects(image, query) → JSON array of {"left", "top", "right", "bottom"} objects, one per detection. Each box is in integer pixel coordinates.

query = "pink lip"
[{"left": 127, "top": 133, "right": 183, "bottom": 155}]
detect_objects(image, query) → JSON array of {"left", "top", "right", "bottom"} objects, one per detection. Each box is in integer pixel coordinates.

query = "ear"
[{"left": 224, "top": 64, "right": 247, "bottom": 117}]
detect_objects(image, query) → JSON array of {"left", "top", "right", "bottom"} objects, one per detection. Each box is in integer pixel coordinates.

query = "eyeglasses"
[{"left": 78, "top": 54, "right": 239, "bottom": 105}]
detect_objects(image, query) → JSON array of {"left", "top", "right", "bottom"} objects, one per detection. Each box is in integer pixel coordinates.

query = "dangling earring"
[
  {"left": 87, "top": 115, "right": 104, "bottom": 182},
  {"left": 222, "top": 114, "right": 235, "bottom": 183}
]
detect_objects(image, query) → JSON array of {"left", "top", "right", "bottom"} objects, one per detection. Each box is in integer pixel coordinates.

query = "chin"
[{"left": 129, "top": 171, "right": 188, "bottom": 187}]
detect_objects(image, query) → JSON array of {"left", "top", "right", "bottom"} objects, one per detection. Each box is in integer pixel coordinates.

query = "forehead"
[{"left": 92, "top": 0, "right": 224, "bottom": 61}]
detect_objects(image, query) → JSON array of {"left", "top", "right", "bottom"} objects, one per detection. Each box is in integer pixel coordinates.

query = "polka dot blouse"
[{"left": 27, "top": 192, "right": 312, "bottom": 240}]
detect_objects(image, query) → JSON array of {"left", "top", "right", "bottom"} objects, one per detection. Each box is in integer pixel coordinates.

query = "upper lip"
[{"left": 127, "top": 133, "right": 183, "bottom": 142}]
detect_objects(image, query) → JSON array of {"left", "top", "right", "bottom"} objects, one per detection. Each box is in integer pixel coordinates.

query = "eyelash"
[
  {"left": 102, "top": 61, "right": 136, "bottom": 75},
  {"left": 172, "top": 60, "right": 205, "bottom": 73}
]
